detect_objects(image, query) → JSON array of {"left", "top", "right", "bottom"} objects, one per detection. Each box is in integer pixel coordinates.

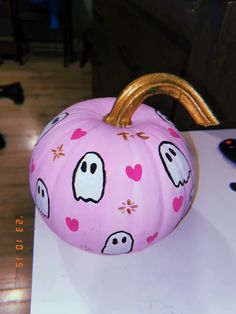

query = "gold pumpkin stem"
[{"left": 103, "top": 73, "right": 219, "bottom": 128}]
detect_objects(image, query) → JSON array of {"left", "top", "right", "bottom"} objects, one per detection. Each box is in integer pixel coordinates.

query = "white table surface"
[{"left": 30, "top": 129, "right": 236, "bottom": 314}]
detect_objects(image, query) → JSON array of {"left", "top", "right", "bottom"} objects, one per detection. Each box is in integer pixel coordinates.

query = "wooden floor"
[{"left": 0, "top": 57, "right": 92, "bottom": 313}]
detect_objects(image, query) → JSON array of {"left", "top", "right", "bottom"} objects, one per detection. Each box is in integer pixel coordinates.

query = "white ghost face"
[
  {"left": 102, "top": 231, "right": 134, "bottom": 255},
  {"left": 37, "top": 112, "right": 68, "bottom": 143},
  {"left": 159, "top": 141, "right": 191, "bottom": 187},
  {"left": 35, "top": 179, "right": 50, "bottom": 218},
  {"left": 72, "top": 152, "right": 106, "bottom": 203}
]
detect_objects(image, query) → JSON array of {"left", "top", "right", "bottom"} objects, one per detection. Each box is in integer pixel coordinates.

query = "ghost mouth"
[
  {"left": 76, "top": 195, "right": 102, "bottom": 203},
  {"left": 174, "top": 169, "right": 191, "bottom": 187},
  {"left": 36, "top": 205, "right": 50, "bottom": 218}
]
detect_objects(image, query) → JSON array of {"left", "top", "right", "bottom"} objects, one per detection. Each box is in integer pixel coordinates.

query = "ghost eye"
[
  {"left": 112, "top": 238, "right": 118, "bottom": 245},
  {"left": 52, "top": 117, "right": 60, "bottom": 124},
  {"left": 81, "top": 161, "right": 87, "bottom": 172},
  {"left": 90, "top": 163, "right": 97, "bottom": 174},
  {"left": 42, "top": 189, "right": 45, "bottom": 197},
  {"left": 169, "top": 148, "right": 176, "bottom": 156},
  {"left": 122, "top": 237, "right": 127, "bottom": 243},
  {"left": 38, "top": 186, "right": 40, "bottom": 194},
  {"left": 165, "top": 152, "right": 172, "bottom": 162}
]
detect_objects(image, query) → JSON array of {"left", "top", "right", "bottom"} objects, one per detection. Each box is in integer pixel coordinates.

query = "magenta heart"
[
  {"left": 70, "top": 128, "right": 87, "bottom": 140},
  {"left": 126, "top": 164, "right": 142, "bottom": 182},
  {"left": 146, "top": 232, "right": 159, "bottom": 243},
  {"left": 173, "top": 196, "right": 184, "bottom": 212},
  {"left": 168, "top": 128, "right": 180, "bottom": 139},
  {"left": 30, "top": 160, "right": 35, "bottom": 173},
  {"left": 66, "top": 217, "right": 79, "bottom": 232}
]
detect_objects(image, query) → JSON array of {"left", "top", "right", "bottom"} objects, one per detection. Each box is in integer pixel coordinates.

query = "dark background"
[{"left": 1, "top": 0, "right": 236, "bottom": 130}]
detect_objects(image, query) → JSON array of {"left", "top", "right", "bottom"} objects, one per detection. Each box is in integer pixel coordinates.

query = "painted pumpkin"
[{"left": 29, "top": 73, "right": 219, "bottom": 255}]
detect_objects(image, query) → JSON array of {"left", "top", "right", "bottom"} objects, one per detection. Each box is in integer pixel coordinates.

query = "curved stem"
[{"left": 103, "top": 73, "right": 219, "bottom": 128}]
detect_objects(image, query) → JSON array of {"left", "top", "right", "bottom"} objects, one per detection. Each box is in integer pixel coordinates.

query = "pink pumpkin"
[{"left": 29, "top": 73, "right": 218, "bottom": 255}]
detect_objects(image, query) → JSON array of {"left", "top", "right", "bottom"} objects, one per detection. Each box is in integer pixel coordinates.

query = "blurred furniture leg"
[
  {"left": 62, "top": 0, "right": 74, "bottom": 67},
  {"left": 0, "top": 133, "right": 6, "bottom": 149},
  {"left": 9, "top": 0, "right": 29, "bottom": 64},
  {"left": 0, "top": 82, "right": 24, "bottom": 149},
  {"left": 0, "top": 82, "right": 24, "bottom": 104}
]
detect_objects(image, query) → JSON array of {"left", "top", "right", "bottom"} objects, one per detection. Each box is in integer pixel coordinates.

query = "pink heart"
[
  {"left": 71, "top": 128, "right": 87, "bottom": 140},
  {"left": 66, "top": 217, "right": 79, "bottom": 232},
  {"left": 168, "top": 128, "right": 180, "bottom": 139},
  {"left": 146, "top": 232, "right": 159, "bottom": 243},
  {"left": 173, "top": 196, "right": 184, "bottom": 212},
  {"left": 126, "top": 164, "right": 142, "bottom": 182},
  {"left": 30, "top": 160, "right": 35, "bottom": 173}
]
